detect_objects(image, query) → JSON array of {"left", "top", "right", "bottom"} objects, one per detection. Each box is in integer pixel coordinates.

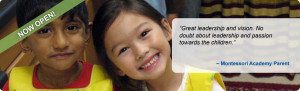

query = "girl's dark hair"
[
  {"left": 92, "top": 0, "right": 165, "bottom": 90},
  {"left": 16, "top": 0, "right": 88, "bottom": 30}
]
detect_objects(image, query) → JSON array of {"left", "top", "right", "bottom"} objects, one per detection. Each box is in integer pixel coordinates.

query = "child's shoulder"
[
  {"left": 89, "top": 62, "right": 110, "bottom": 80},
  {"left": 184, "top": 66, "right": 226, "bottom": 90},
  {"left": 185, "top": 66, "right": 216, "bottom": 81},
  {"left": 9, "top": 65, "right": 35, "bottom": 80},
  {"left": 82, "top": 61, "right": 113, "bottom": 91},
  {"left": 82, "top": 61, "right": 105, "bottom": 74},
  {"left": 10, "top": 66, "right": 35, "bottom": 76},
  {"left": 81, "top": 61, "right": 110, "bottom": 80},
  {"left": 11, "top": 65, "right": 35, "bottom": 70},
  {"left": 8, "top": 66, "right": 35, "bottom": 90}
]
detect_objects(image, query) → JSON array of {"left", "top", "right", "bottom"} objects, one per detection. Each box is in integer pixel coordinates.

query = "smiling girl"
[{"left": 92, "top": 0, "right": 225, "bottom": 91}]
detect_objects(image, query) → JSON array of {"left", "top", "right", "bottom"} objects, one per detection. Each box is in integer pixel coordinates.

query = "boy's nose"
[
  {"left": 134, "top": 43, "right": 149, "bottom": 61},
  {"left": 52, "top": 32, "right": 69, "bottom": 51}
]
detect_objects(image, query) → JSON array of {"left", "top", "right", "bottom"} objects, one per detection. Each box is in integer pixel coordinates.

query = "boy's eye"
[
  {"left": 66, "top": 25, "right": 79, "bottom": 31},
  {"left": 119, "top": 47, "right": 128, "bottom": 55},
  {"left": 37, "top": 28, "right": 52, "bottom": 34}
]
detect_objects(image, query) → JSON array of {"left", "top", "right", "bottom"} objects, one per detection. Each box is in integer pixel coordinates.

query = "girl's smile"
[
  {"left": 139, "top": 52, "right": 160, "bottom": 72},
  {"left": 91, "top": 0, "right": 179, "bottom": 90},
  {"left": 104, "top": 12, "right": 172, "bottom": 80}
]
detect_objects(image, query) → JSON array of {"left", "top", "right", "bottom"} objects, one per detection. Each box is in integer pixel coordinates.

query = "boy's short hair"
[{"left": 16, "top": 0, "right": 88, "bottom": 29}]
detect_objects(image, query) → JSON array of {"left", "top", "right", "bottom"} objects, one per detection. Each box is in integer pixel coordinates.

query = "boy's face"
[
  {"left": 22, "top": 16, "right": 89, "bottom": 71},
  {"left": 104, "top": 12, "right": 172, "bottom": 80}
]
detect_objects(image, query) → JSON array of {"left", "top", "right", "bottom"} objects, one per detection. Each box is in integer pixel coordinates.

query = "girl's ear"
[
  {"left": 117, "top": 70, "right": 125, "bottom": 76},
  {"left": 161, "top": 18, "right": 172, "bottom": 41},
  {"left": 20, "top": 40, "right": 31, "bottom": 53}
]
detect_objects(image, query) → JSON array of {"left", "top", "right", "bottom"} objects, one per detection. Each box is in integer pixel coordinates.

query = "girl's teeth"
[{"left": 141, "top": 54, "right": 158, "bottom": 69}]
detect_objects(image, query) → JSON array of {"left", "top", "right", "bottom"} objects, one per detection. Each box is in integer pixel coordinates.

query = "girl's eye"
[
  {"left": 119, "top": 47, "right": 128, "bottom": 55},
  {"left": 141, "top": 29, "right": 150, "bottom": 37},
  {"left": 37, "top": 28, "right": 51, "bottom": 34},
  {"left": 66, "top": 25, "right": 79, "bottom": 31}
]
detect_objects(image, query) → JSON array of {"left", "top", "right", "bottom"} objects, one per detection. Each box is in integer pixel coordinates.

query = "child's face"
[
  {"left": 22, "top": 16, "right": 89, "bottom": 71},
  {"left": 104, "top": 12, "right": 172, "bottom": 80}
]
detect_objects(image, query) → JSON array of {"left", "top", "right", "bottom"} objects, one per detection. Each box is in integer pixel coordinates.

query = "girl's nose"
[{"left": 134, "top": 42, "right": 149, "bottom": 61}]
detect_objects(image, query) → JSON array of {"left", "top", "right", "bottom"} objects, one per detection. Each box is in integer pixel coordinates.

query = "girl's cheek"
[{"left": 120, "top": 52, "right": 136, "bottom": 63}]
